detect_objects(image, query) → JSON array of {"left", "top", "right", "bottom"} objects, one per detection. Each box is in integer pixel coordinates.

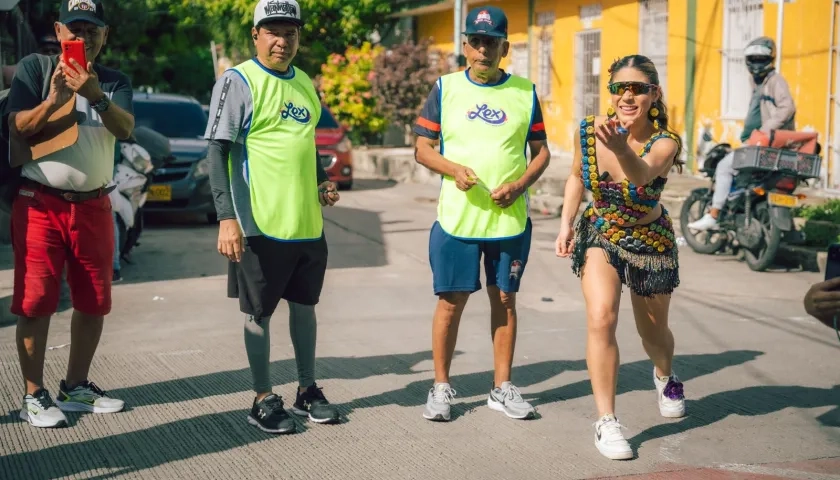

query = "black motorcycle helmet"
[{"left": 744, "top": 36, "right": 776, "bottom": 79}]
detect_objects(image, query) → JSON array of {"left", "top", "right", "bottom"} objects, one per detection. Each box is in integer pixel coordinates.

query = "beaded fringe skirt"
[{"left": 570, "top": 207, "right": 680, "bottom": 297}]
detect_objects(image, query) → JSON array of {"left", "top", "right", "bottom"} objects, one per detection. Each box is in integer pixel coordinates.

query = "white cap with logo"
[{"left": 254, "top": 0, "right": 303, "bottom": 27}]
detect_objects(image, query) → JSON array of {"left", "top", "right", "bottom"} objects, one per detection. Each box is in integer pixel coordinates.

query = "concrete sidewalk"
[{"left": 0, "top": 180, "right": 837, "bottom": 480}]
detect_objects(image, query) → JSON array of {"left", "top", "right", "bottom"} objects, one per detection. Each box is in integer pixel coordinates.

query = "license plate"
[
  {"left": 147, "top": 184, "right": 172, "bottom": 202},
  {"left": 768, "top": 192, "right": 798, "bottom": 207}
]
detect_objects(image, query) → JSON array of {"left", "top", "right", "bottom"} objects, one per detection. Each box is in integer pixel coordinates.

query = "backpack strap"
[{"left": 34, "top": 54, "right": 55, "bottom": 101}]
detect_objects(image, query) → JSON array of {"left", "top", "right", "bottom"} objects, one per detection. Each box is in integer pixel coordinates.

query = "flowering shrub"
[
  {"left": 318, "top": 42, "right": 386, "bottom": 145},
  {"left": 370, "top": 39, "right": 443, "bottom": 144}
]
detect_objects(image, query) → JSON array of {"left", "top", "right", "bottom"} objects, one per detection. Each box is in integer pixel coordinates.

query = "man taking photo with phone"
[
  {"left": 205, "top": 0, "right": 341, "bottom": 434},
  {"left": 5, "top": 0, "right": 134, "bottom": 429}
]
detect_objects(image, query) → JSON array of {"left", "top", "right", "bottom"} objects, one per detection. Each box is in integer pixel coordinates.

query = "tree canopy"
[{"left": 27, "top": 0, "right": 393, "bottom": 103}]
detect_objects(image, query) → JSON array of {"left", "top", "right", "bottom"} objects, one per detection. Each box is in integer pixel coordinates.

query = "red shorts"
[{"left": 11, "top": 185, "right": 114, "bottom": 317}]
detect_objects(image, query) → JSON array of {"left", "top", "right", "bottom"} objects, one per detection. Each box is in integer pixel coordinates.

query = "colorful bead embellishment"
[{"left": 578, "top": 116, "right": 680, "bottom": 254}]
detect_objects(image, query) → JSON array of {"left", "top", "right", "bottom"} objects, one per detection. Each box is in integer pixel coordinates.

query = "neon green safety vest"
[
  {"left": 437, "top": 71, "right": 535, "bottom": 239},
  {"left": 232, "top": 60, "right": 323, "bottom": 241}
]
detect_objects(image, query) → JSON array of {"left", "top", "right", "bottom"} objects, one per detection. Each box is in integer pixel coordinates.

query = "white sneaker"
[
  {"left": 687, "top": 213, "right": 719, "bottom": 231},
  {"left": 20, "top": 389, "right": 68, "bottom": 428},
  {"left": 654, "top": 369, "right": 686, "bottom": 418},
  {"left": 56, "top": 380, "right": 125, "bottom": 414},
  {"left": 593, "top": 414, "right": 633, "bottom": 460}
]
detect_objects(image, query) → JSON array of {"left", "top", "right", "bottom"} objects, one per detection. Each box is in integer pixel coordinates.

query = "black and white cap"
[{"left": 254, "top": 0, "right": 303, "bottom": 27}]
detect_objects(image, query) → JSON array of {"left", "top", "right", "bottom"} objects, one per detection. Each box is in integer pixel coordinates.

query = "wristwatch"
[{"left": 91, "top": 95, "right": 111, "bottom": 113}]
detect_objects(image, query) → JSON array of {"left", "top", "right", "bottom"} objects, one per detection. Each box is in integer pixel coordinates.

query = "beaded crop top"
[{"left": 578, "top": 115, "right": 679, "bottom": 228}]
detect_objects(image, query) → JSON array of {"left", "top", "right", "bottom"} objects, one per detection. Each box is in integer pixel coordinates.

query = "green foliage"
[
  {"left": 370, "top": 39, "right": 442, "bottom": 136},
  {"left": 26, "top": 0, "right": 393, "bottom": 103},
  {"left": 198, "top": 0, "right": 392, "bottom": 77},
  {"left": 796, "top": 199, "right": 840, "bottom": 247},
  {"left": 796, "top": 199, "right": 840, "bottom": 223},
  {"left": 318, "top": 42, "right": 386, "bottom": 145},
  {"left": 32, "top": 0, "right": 216, "bottom": 103}
]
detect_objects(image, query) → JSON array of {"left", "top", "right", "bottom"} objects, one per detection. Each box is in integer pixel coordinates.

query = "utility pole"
[
  {"left": 774, "top": 0, "right": 785, "bottom": 71},
  {"left": 454, "top": 0, "right": 464, "bottom": 68}
]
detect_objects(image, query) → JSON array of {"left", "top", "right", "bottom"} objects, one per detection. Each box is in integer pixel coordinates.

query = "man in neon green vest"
[
  {"left": 414, "top": 6, "right": 552, "bottom": 422},
  {"left": 204, "top": 0, "right": 341, "bottom": 435}
]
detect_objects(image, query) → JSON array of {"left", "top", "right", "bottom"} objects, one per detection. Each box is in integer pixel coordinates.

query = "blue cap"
[{"left": 463, "top": 6, "right": 508, "bottom": 39}]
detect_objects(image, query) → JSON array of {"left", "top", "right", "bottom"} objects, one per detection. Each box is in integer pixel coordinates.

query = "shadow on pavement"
[
  {"left": 9, "top": 349, "right": 835, "bottom": 480},
  {"left": 102, "top": 350, "right": 452, "bottom": 410},
  {"left": 115, "top": 205, "right": 388, "bottom": 285},
  {"left": 346, "top": 178, "right": 398, "bottom": 191},
  {"left": 630, "top": 384, "right": 840, "bottom": 449},
  {"left": 0, "top": 409, "right": 290, "bottom": 480},
  {"left": 0, "top": 349, "right": 447, "bottom": 479},
  {"left": 340, "top": 350, "right": 764, "bottom": 420}
]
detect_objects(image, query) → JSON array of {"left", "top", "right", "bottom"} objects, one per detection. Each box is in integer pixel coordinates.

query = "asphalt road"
[{"left": 0, "top": 178, "right": 837, "bottom": 480}]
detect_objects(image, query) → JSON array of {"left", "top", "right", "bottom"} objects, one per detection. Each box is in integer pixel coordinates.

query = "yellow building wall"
[
  {"left": 416, "top": 10, "right": 455, "bottom": 56},
  {"left": 764, "top": 0, "right": 832, "bottom": 142},
  {"left": 414, "top": 0, "right": 530, "bottom": 71},
  {"left": 532, "top": 0, "right": 643, "bottom": 153},
  {"left": 414, "top": 0, "right": 833, "bottom": 177}
]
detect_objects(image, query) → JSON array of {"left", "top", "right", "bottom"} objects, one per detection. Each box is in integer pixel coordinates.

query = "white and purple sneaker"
[{"left": 654, "top": 368, "right": 685, "bottom": 418}]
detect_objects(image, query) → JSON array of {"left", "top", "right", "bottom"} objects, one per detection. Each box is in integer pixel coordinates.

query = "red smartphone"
[{"left": 61, "top": 40, "right": 87, "bottom": 72}]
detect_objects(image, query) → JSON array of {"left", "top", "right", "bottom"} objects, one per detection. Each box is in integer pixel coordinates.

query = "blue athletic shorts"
[{"left": 428, "top": 218, "right": 532, "bottom": 295}]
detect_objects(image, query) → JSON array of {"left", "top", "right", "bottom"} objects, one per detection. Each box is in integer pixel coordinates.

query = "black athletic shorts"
[{"left": 227, "top": 234, "right": 328, "bottom": 317}]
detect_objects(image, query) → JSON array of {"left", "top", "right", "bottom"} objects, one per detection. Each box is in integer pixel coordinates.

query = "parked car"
[
  {"left": 316, "top": 104, "right": 353, "bottom": 190},
  {"left": 132, "top": 92, "right": 217, "bottom": 223}
]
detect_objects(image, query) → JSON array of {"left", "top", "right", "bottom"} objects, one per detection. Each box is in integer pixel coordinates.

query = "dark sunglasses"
[
  {"left": 608, "top": 81, "right": 658, "bottom": 96},
  {"left": 467, "top": 35, "right": 502, "bottom": 49}
]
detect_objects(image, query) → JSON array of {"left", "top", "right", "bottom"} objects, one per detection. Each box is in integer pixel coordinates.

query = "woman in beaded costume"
[{"left": 555, "top": 55, "right": 686, "bottom": 461}]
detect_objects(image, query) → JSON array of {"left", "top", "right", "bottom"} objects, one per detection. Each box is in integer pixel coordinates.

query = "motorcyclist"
[{"left": 688, "top": 36, "right": 796, "bottom": 231}]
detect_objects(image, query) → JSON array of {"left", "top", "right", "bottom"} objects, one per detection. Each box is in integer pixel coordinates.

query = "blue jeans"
[{"left": 113, "top": 212, "right": 120, "bottom": 271}]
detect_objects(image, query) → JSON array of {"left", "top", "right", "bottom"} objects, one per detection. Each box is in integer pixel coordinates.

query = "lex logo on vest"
[
  {"left": 280, "top": 101, "right": 311, "bottom": 124},
  {"left": 467, "top": 103, "right": 507, "bottom": 126}
]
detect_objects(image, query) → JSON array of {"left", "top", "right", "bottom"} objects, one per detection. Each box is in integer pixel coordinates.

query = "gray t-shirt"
[
  {"left": 204, "top": 68, "right": 260, "bottom": 236},
  {"left": 8, "top": 54, "right": 134, "bottom": 192}
]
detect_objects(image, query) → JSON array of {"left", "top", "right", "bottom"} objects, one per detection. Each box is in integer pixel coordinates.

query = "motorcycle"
[
  {"left": 680, "top": 133, "right": 822, "bottom": 272},
  {"left": 110, "top": 126, "right": 172, "bottom": 260}
]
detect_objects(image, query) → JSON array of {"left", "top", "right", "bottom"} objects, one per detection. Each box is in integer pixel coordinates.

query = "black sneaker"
[
  {"left": 247, "top": 393, "right": 296, "bottom": 434},
  {"left": 292, "top": 384, "right": 339, "bottom": 424},
  {"left": 113, "top": 270, "right": 122, "bottom": 282}
]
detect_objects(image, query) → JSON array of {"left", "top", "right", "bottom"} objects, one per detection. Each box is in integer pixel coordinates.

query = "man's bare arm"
[
  {"left": 97, "top": 102, "right": 135, "bottom": 140},
  {"left": 10, "top": 100, "right": 64, "bottom": 139}
]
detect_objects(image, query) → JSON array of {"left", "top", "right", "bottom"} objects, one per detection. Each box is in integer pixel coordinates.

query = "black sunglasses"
[
  {"left": 467, "top": 35, "right": 502, "bottom": 49},
  {"left": 608, "top": 81, "right": 658, "bottom": 96}
]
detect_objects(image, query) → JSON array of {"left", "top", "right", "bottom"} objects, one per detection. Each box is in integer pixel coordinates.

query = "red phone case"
[{"left": 61, "top": 40, "right": 87, "bottom": 72}]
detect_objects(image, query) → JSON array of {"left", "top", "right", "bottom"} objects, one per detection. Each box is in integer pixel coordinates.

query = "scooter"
[
  {"left": 110, "top": 141, "right": 152, "bottom": 260},
  {"left": 110, "top": 126, "right": 171, "bottom": 260}
]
